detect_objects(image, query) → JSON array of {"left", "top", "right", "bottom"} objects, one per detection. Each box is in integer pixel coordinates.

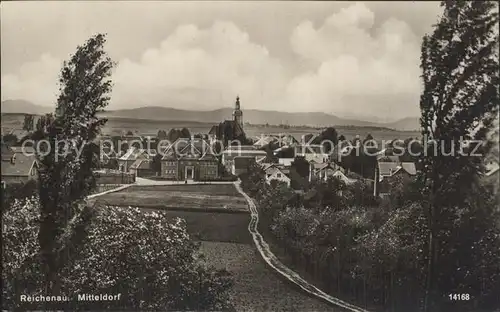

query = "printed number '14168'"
[{"left": 449, "top": 294, "right": 470, "bottom": 301}]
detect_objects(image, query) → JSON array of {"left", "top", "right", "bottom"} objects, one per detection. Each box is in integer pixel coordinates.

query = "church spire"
[
  {"left": 232, "top": 95, "right": 243, "bottom": 128},
  {"left": 235, "top": 95, "right": 240, "bottom": 110}
]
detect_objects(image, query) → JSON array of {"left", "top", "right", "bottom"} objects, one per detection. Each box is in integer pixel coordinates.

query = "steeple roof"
[{"left": 235, "top": 95, "right": 241, "bottom": 110}]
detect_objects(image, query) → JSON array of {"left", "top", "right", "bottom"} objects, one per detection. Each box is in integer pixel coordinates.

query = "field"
[
  {"left": 148, "top": 210, "right": 251, "bottom": 243},
  {"left": 200, "top": 241, "right": 338, "bottom": 312},
  {"left": 2, "top": 113, "right": 420, "bottom": 143},
  {"left": 88, "top": 183, "right": 337, "bottom": 310},
  {"left": 92, "top": 184, "right": 249, "bottom": 211},
  {"left": 90, "top": 184, "right": 251, "bottom": 243}
]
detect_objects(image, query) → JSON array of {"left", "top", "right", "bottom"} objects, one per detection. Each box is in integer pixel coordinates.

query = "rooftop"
[
  {"left": 130, "top": 159, "right": 152, "bottom": 170},
  {"left": 1, "top": 152, "right": 37, "bottom": 177}
]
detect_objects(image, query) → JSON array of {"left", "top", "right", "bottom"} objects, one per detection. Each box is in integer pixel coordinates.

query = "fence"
[
  {"left": 92, "top": 184, "right": 129, "bottom": 195},
  {"left": 94, "top": 170, "right": 135, "bottom": 184}
]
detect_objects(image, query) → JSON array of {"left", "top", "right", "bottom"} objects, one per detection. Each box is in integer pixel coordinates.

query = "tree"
[
  {"left": 32, "top": 114, "right": 55, "bottom": 141},
  {"left": 275, "top": 146, "right": 294, "bottom": 158},
  {"left": 180, "top": 127, "right": 191, "bottom": 138},
  {"left": 319, "top": 127, "right": 338, "bottom": 148},
  {"left": 167, "top": 128, "right": 179, "bottom": 142},
  {"left": 363, "top": 133, "right": 373, "bottom": 143},
  {"left": 309, "top": 127, "right": 338, "bottom": 153},
  {"left": 157, "top": 129, "right": 167, "bottom": 139},
  {"left": 291, "top": 156, "right": 310, "bottom": 179},
  {"left": 150, "top": 153, "right": 162, "bottom": 175},
  {"left": 103, "top": 158, "right": 119, "bottom": 170},
  {"left": 419, "top": 2, "right": 499, "bottom": 311},
  {"left": 2, "top": 133, "right": 18, "bottom": 146},
  {"left": 36, "top": 34, "right": 115, "bottom": 297},
  {"left": 120, "top": 141, "right": 129, "bottom": 155},
  {"left": 23, "top": 114, "right": 35, "bottom": 132},
  {"left": 303, "top": 133, "right": 315, "bottom": 144}
]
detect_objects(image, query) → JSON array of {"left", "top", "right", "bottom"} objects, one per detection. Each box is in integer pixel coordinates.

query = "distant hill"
[
  {"left": 1, "top": 99, "right": 53, "bottom": 115},
  {"left": 1, "top": 100, "right": 421, "bottom": 131},
  {"left": 385, "top": 117, "right": 421, "bottom": 132},
  {"left": 99, "top": 106, "right": 421, "bottom": 131}
]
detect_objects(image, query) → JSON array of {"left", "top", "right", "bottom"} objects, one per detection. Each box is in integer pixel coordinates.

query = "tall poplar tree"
[
  {"left": 37, "top": 34, "right": 115, "bottom": 295},
  {"left": 419, "top": 2, "right": 499, "bottom": 311}
]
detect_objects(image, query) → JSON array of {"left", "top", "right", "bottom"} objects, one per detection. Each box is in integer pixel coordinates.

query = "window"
[{"left": 277, "top": 173, "right": 282, "bottom": 178}]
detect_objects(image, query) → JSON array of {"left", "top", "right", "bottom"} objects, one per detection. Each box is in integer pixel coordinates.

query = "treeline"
[{"left": 240, "top": 163, "right": 499, "bottom": 312}]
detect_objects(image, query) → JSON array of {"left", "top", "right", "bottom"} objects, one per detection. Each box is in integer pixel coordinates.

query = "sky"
[{"left": 1, "top": 1, "right": 443, "bottom": 121}]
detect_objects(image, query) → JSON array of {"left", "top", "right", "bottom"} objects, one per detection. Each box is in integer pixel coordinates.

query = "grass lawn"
[
  {"left": 146, "top": 209, "right": 251, "bottom": 244},
  {"left": 199, "top": 241, "right": 339, "bottom": 312},
  {"left": 93, "top": 184, "right": 248, "bottom": 211}
]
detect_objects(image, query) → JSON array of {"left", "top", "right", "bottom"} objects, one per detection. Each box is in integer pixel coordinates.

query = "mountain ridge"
[{"left": 1, "top": 100, "right": 421, "bottom": 131}]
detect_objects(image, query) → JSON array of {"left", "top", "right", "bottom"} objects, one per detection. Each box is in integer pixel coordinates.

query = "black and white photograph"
[{"left": 1, "top": 1, "right": 499, "bottom": 311}]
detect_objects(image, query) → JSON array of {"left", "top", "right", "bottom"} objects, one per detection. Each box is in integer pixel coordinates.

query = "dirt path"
[
  {"left": 233, "top": 181, "right": 369, "bottom": 312},
  {"left": 200, "top": 241, "right": 338, "bottom": 312}
]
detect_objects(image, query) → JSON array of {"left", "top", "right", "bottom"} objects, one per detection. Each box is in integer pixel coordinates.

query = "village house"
[
  {"left": 99, "top": 144, "right": 118, "bottom": 167},
  {"left": 1, "top": 144, "right": 38, "bottom": 185},
  {"left": 208, "top": 96, "right": 245, "bottom": 146},
  {"left": 129, "top": 159, "right": 155, "bottom": 177},
  {"left": 253, "top": 135, "right": 275, "bottom": 148},
  {"left": 232, "top": 156, "right": 257, "bottom": 176},
  {"left": 161, "top": 137, "right": 219, "bottom": 181},
  {"left": 221, "top": 145, "right": 267, "bottom": 173},
  {"left": 278, "top": 158, "right": 295, "bottom": 167},
  {"left": 260, "top": 163, "right": 291, "bottom": 187},
  {"left": 374, "top": 161, "right": 417, "bottom": 198},
  {"left": 119, "top": 134, "right": 144, "bottom": 150},
  {"left": 256, "top": 154, "right": 279, "bottom": 165},
  {"left": 118, "top": 147, "right": 151, "bottom": 172},
  {"left": 308, "top": 161, "right": 357, "bottom": 184},
  {"left": 294, "top": 144, "right": 330, "bottom": 163}
]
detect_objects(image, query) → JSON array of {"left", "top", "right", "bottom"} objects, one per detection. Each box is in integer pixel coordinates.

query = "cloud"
[
  {"left": 2, "top": 21, "right": 289, "bottom": 111},
  {"left": 1, "top": 3, "right": 430, "bottom": 119},
  {"left": 286, "top": 2, "right": 422, "bottom": 118},
  {"left": 1, "top": 54, "right": 61, "bottom": 106},
  {"left": 112, "top": 21, "right": 288, "bottom": 109}
]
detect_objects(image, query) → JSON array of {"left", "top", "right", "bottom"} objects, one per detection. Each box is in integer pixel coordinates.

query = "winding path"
[
  {"left": 87, "top": 184, "right": 134, "bottom": 199},
  {"left": 234, "top": 181, "right": 370, "bottom": 312}
]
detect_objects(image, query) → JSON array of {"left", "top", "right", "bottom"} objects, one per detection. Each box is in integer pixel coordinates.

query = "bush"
[
  {"left": 1, "top": 180, "right": 38, "bottom": 212},
  {"left": 2, "top": 198, "right": 234, "bottom": 311},
  {"left": 198, "top": 175, "right": 238, "bottom": 182}
]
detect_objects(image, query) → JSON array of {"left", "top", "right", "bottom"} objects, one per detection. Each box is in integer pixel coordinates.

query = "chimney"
[{"left": 10, "top": 154, "right": 16, "bottom": 164}]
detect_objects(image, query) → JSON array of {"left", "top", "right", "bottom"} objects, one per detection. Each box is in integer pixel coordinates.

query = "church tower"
[{"left": 232, "top": 96, "right": 243, "bottom": 128}]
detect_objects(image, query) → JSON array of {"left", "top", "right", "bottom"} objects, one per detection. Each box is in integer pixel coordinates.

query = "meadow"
[{"left": 92, "top": 184, "right": 249, "bottom": 211}]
